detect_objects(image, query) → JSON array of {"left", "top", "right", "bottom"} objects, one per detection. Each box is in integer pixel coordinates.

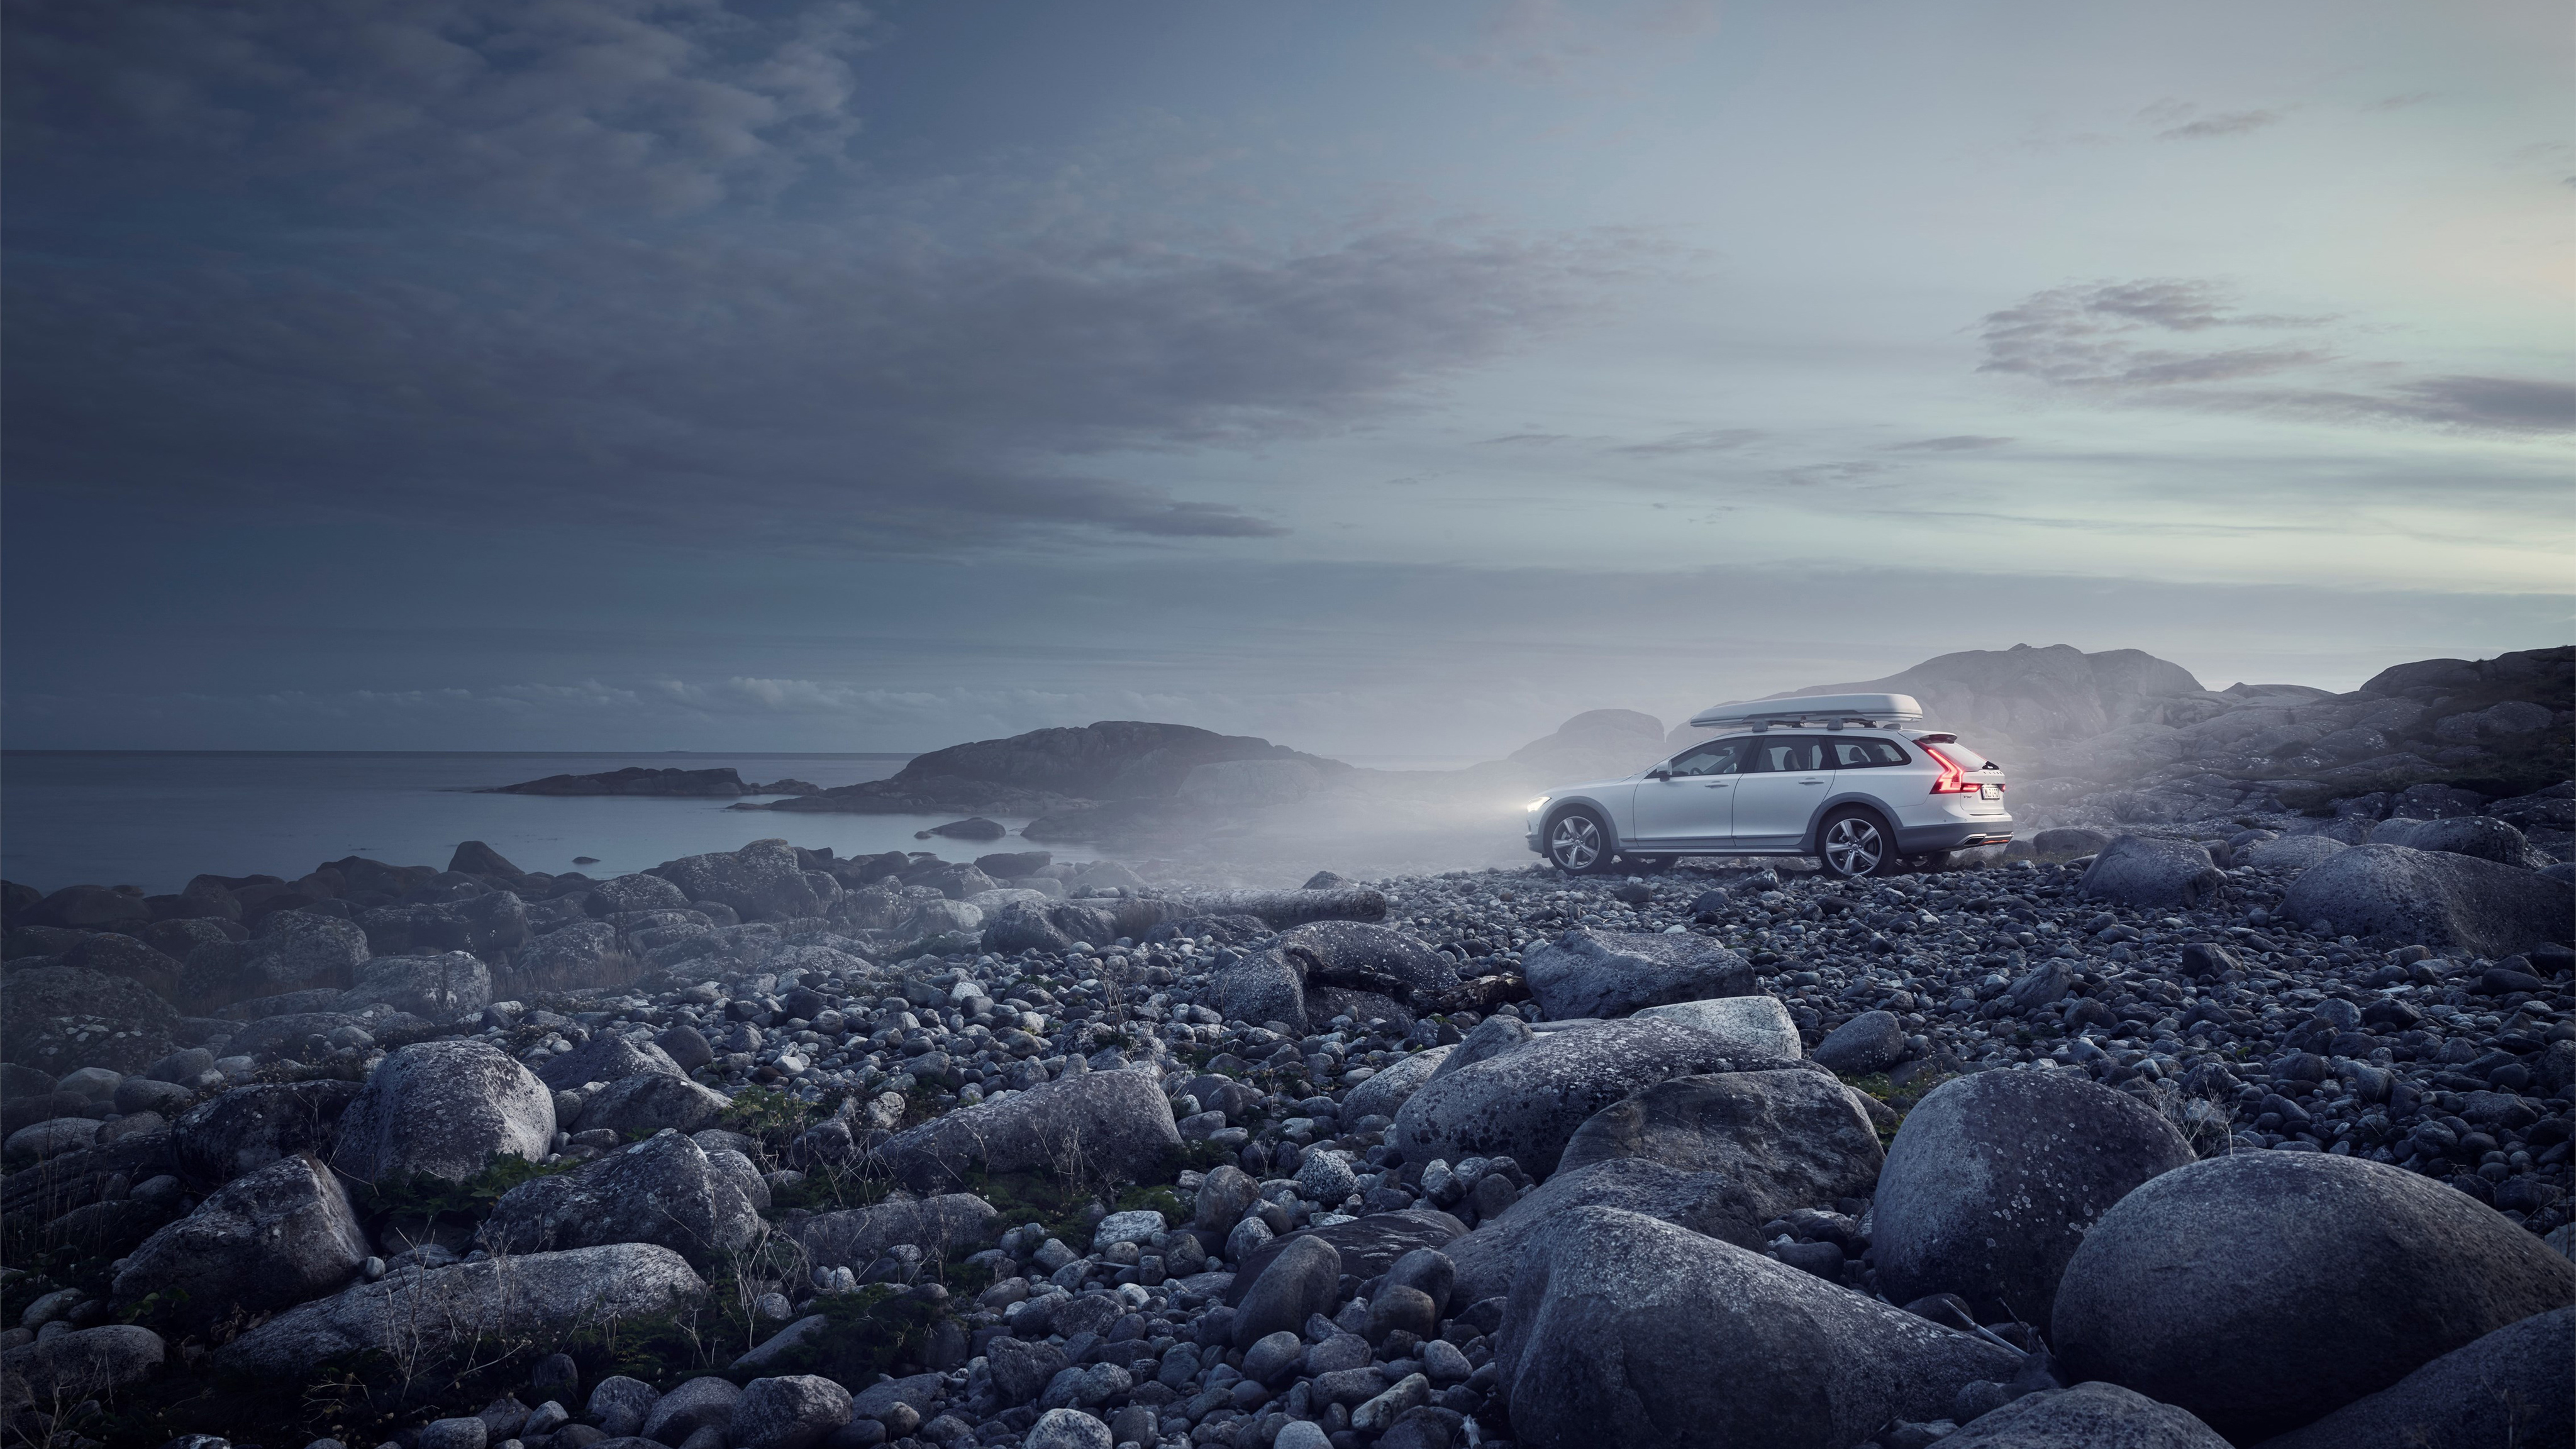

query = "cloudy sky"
[{"left": 6, "top": 0, "right": 2569, "bottom": 761}]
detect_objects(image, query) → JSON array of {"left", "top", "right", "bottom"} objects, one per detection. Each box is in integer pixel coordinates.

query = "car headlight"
[{"left": 1525, "top": 796, "right": 1551, "bottom": 813}]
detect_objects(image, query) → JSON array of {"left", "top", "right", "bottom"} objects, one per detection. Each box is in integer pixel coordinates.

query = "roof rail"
[{"left": 1689, "top": 692, "right": 1925, "bottom": 731}]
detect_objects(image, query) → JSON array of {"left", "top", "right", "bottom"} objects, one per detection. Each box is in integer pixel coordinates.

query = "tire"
[
  {"left": 1817, "top": 808, "right": 1897, "bottom": 879},
  {"left": 1544, "top": 807, "right": 1616, "bottom": 874}
]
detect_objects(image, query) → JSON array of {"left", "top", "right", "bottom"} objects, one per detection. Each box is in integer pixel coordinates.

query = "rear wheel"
[
  {"left": 1545, "top": 808, "right": 1615, "bottom": 874},
  {"left": 1818, "top": 808, "right": 1896, "bottom": 879}
]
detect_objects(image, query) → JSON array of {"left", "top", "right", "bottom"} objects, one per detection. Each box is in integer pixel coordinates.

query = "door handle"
[
  {"left": 1799, "top": 777, "right": 1826, "bottom": 784},
  {"left": 1704, "top": 782, "right": 1729, "bottom": 788}
]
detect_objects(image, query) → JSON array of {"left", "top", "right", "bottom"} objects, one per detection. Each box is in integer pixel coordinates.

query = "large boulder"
[
  {"left": 2078, "top": 836, "right": 2224, "bottom": 909},
  {"left": 733, "top": 1374, "right": 855, "bottom": 1449},
  {"left": 2051, "top": 1151, "right": 2576, "bottom": 1443},
  {"left": 111, "top": 1153, "right": 369, "bottom": 1328},
  {"left": 57, "top": 933, "right": 186, "bottom": 1000},
  {"left": 335, "top": 951, "right": 492, "bottom": 1021},
  {"left": 1810, "top": 1009, "right": 1907, "bottom": 1075},
  {"left": 1519, "top": 929, "right": 1755, "bottom": 1020},
  {"left": 329, "top": 1040, "right": 555, "bottom": 1185},
  {"left": 575, "top": 1071, "right": 734, "bottom": 1138},
  {"left": 1231, "top": 1235, "right": 1341, "bottom": 1348},
  {"left": 1632, "top": 996, "right": 1802, "bottom": 1059},
  {"left": 657, "top": 840, "right": 828, "bottom": 923},
  {"left": 873, "top": 1069, "right": 1179, "bottom": 1191},
  {"left": 174, "top": 1081, "right": 363, "bottom": 1184},
  {"left": 2250, "top": 1307, "right": 2573, "bottom": 1449},
  {"left": 538, "top": 1031, "right": 686, "bottom": 1092},
  {"left": 2244, "top": 835, "right": 2348, "bottom": 871},
  {"left": 1207, "top": 948, "right": 1309, "bottom": 1033},
  {"left": 1394, "top": 1019, "right": 1766, "bottom": 1178},
  {"left": 221, "top": 911, "right": 374, "bottom": 1006},
  {"left": 213, "top": 1243, "right": 705, "bottom": 1375},
  {"left": 1342, "top": 1046, "right": 1455, "bottom": 1123},
  {"left": 1445, "top": 1158, "right": 1764, "bottom": 1305},
  {"left": 2365, "top": 816, "right": 2540, "bottom": 867},
  {"left": 589, "top": 872, "right": 692, "bottom": 916},
  {"left": 482, "top": 1131, "right": 763, "bottom": 1269},
  {"left": 357, "top": 892, "right": 530, "bottom": 960},
  {"left": 1873, "top": 1068, "right": 2194, "bottom": 1326},
  {"left": 1277, "top": 923, "right": 1461, "bottom": 1004},
  {"left": 1941, "top": 1382, "right": 2230, "bottom": 1449},
  {"left": 1495, "top": 1207, "right": 2019, "bottom": 1449},
  {"left": 1, "top": 966, "right": 179, "bottom": 1075},
  {"left": 2279, "top": 845, "right": 2574, "bottom": 956},
  {"left": 786, "top": 1194, "right": 1001, "bottom": 1269},
  {"left": 0, "top": 1325, "right": 165, "bottom": 1402},
  {"left": 507, "top": 920, "right": 630, "bottom": 995},
  {"left": 1555, "top": 1069, "right": 1883, "bottom": 1222}
]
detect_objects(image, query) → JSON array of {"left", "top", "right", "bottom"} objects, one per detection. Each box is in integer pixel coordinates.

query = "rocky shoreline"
[{"left": 2, "top": 787, "right": 2571, "bottom": 1449}]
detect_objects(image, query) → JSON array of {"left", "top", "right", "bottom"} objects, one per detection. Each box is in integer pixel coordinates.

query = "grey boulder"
[
  {"left": 575, "top": 1070, "right": 734, "bottom": 1138},
  {"left": 2279, "top": 844, "right": 2574, "bottom": 957},
  {"left": 2245, "top": 835, "right": 2349, "bottom": 871},
  {"left": 112, "top": 1152, "right": 370, "bottom": 1328},
  {"left": 732, "top": 1374, "right": 854, "bottom": 1449},
  {"left": 1519, "top": 928, "right": 1755, "bottom": 1020},
  {"left": 1396, "top": 1018, "right": 1767, "bottom": 1178},
  {"left": 1810, "top": 1010, "right": 1908, "bottom": 1075},
  {"left": 588, "top": 872, "right": 692, "bottom": 916},
  {"left": 1940, "top": 1382, "right": 2230, "bottom": 1448},
  {"left": 214, "top": 1243, "right": 705, "bottom": 1375},
  {"left": 2250, "top": 1306, "right": 2573, "bottom": 1449},
  {"left": 787, "top": 1194, "right": 999, "bottom": 1269},
  {"left": 509, "top": 920, "right": 630, "bottom": 995},
  {"left": 2078, "top": 836, "right": 2224, "bottom": 909},
  {"left": 0, "top": 1324, "right": 165, "bottom": 1401},
  {"left": 2052, "top": 1151, "right": 2576, "bottom": 1443},
  {"left": 174, "top": 1080, "right": 362, "bottom": 1184},
  {"left": 1024, "top": 1409, "right": 1114, "bottom": 1449},
  {"left": 538, "top": 1031, "right": 686, "bottom": 1092},
  {"left": 658, "top": 840, "right": 829, "bottom": 923},
  {"left": 482, "top": 1131, "right": 763, "bottom": 1268},
  {"left": 1555, "top": 1069, "right": 1884, "bottom": 1223},
  {"left": 1495, "top": 1206, "right": 2018, "bottom": 1449},
  {"left": 1445, "top": 1157, "right": 1765, "bottom": 1304},
  {"left": 873, "top": 1069, "right": 1177, "bottom": 1192},
  {"left": 1632, "top": 996, "right": 1803, "bottom": 1059},
  {"left": 2365, "top": 815, "right": 2541, "bottom": 868},
  {"left": 1231, "top": 1235, "right": 1341, "bottom": 1348},
  {"left": 1277, "top": 922, "right": 1461, "bottom": 1004},
  {"left": 1207, "top": 948, "right": 1309, "bottom": 1034},
  {"left": 335, "top": 951, "right": 492, "bottom": 1021},
  {"left": 1341, "top": 1046, "right": 1454, "bottom": 1122},
  {"left": 1873, "top": 1067, "right": 2194, "bottom": 1326},
  {"left": 328, "top": 1039, "right": 555, "bottom": 1185}
]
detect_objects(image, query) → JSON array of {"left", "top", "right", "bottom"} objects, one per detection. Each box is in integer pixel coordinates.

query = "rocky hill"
[{"left": 760, "top": 723, "right": 1351, "bottom": 822}]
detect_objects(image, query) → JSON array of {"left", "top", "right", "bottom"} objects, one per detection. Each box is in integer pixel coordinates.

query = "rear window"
[{"left": 1825, "top": 738, "right": 1910, "bottom": 768}]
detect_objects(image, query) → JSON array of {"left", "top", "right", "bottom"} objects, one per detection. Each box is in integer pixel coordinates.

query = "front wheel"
[
  {"left": 1817, "top": 808, "right": 1897, "bottom": 879},
  {"left": 1545, "top": 808, "right": 1616, "bottom": 874}
]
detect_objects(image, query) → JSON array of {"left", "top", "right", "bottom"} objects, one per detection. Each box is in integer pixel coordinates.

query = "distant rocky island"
[{"left": 491, "top": 766, "right": 819, "bottom": 797}]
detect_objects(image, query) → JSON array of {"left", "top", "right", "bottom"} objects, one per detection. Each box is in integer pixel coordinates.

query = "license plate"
[{"left": 1980, "top": 784, "right": 2001, "bottom": 799}]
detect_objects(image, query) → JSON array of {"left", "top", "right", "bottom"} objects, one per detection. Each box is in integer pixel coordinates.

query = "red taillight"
[{"left": 1926, "top": 742, "right": 1977, "bottom": 794}]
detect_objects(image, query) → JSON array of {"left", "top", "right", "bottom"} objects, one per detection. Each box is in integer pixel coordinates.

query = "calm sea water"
[{"left": 0, "top": 752, "right": 1099, "bottom": 895}]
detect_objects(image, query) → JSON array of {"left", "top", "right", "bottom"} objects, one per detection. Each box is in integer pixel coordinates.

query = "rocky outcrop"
[
  {"left": 493, "top": 767, "right": 752, "bottom": 796},
  {"left": 767, "top": 721, "right": 1349, "bottom": 817},
  {"left": 2279, "top": 845, "right": 2573, "bottom": 956}
]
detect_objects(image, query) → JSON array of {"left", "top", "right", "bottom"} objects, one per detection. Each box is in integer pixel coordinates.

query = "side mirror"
[{"left": 1647, "top": 769, "right": 1673, "bottom": 780}]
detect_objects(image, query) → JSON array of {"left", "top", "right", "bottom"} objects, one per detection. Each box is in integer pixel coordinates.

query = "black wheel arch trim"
[{"left": 1797, "top": 791, "right": 1896, "bottom": 853}]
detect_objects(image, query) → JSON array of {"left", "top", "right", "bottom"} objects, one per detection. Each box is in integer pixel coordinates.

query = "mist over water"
[{"left": 1, "top": 752, "right": 1098, "bottom": 894}]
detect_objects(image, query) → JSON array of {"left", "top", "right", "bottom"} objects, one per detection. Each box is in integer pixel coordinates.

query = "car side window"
[
  {"left": 1742, "top": 737, "right": 1829, "bottom": 773},
  {"left": 1826, "top": 738, "right": 1909, "bottom": 769},
  {"left": 1665, "top": 740, "right": 1746, "bottom": 777}
]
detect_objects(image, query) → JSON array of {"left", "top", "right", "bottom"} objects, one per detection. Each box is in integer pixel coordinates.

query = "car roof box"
[{"left": 1689, "top": 692, "right": 1924, "bottom": 730}]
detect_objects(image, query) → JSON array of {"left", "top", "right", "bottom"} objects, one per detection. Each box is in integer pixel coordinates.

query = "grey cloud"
[
  {"left": 1777, "top": 461, "right": 1889, "bottom": 487},
  {"left": 5, "top": 215, "right": 1618, "bottom": 546},
  {"left": 2158, "top": 109, "right": 2282, "bottom": 140},
  {"left": 1977, "top": 282, "right": 2572, "bottom": 436},
  {"left": 1887, "top": 435, "right": 2011, "bottom": 451},
  {"left": 2363, "top": 92, "right": 2436, "bottom": 112},
  {"left": 1611, "top": 428, "right": 1761, "bottom": 456},
  {"left": 4, "top": 0, "right": 876, "bottom": 216}
]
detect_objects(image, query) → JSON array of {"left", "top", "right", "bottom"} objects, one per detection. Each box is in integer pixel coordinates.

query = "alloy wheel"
[
  {"left": 1548, "top": 814, "right": 1602, "bottom": 871},
  {"left": 1824, "top": 816, "right": 1884, "bottom": 877}
]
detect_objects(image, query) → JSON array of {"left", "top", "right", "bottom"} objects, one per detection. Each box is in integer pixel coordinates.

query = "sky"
[{"left": 6, "top": 0, "right": 2570, "bottom": 763}]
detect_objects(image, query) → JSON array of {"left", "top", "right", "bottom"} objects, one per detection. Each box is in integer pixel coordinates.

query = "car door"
[
  {"left": 1628, "top": 738, "right": 1748, "bottom": 847},
  {"left": 1729, "top": 735, "right": 1835, "bottom": 848}
]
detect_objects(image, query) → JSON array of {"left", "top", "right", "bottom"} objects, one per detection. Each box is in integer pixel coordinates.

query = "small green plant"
[{"left": 356, "top": 1151, "right": 580, "bottom": 1228}]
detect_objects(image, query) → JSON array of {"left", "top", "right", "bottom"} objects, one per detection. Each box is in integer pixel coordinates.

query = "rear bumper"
[{"left": 1897, "top": 819, "right": 2015, "bottom": 853}]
